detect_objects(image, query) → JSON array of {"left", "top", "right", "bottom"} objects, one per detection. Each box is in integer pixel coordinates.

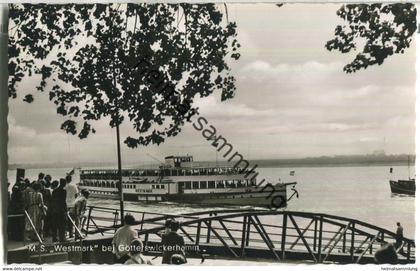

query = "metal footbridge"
[{"left": 79, "top": 206, "right": 415, "bottom": 264}]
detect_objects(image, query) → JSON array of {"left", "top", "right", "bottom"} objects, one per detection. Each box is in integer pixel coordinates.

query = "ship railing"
[
  {"left": 81, "top": 165, "right": 252, "bottom": 178},
  {"left": 134, "top": 210, "right": 415, "bottom": 264}
]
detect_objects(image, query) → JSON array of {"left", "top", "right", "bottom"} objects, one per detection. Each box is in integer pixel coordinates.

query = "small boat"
[
  {"left": 388, "top": 165, "right": 415, "bottom": 196},
  {"left": 389, "top": 179, "right": 415, "bottom": 196}
]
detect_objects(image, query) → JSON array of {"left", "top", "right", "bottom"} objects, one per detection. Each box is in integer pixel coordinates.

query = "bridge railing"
[
  {"left": 136, "top": 211, "right": 415, "bottom": 264},
  {"left": 81, "top": 207, "right": 415, "bottom": 264},
  {"left": 82, "top": 206, "right": 253, "bottom": 236}
]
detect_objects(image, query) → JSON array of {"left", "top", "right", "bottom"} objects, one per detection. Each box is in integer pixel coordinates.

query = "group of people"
[
  {"left": 112, "top": 215, "right": 186, "bottom": 265},
  {"left": 8, "top": 172, "right": 90, "bottom": 243}
]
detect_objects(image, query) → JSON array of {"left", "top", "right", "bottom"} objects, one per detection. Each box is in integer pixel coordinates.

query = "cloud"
[
  {"left": 193, "top": 95, "right": 276, "bottom": 119},
  {"left": 8, "top": 115, "right": 38, "bottom": 146},
  {"left": 242, "top": 60, "right": 341, "bottom": 75}
]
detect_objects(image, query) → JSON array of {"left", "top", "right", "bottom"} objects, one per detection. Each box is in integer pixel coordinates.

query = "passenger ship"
[{"left": 77, "top": 155, "right": 297, "bottom": 207}]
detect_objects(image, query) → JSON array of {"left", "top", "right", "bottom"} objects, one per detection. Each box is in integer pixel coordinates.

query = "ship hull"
[
  {"left": 78, "top": 184, "right": 288, "bottom": 208},
  {"left": 389, "top": 180, "right": 415, "bottom": 196}
]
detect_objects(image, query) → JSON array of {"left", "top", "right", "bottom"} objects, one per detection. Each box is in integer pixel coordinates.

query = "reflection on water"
[{"left": 391, "top": 193, "right": 415, "bottom": 198}]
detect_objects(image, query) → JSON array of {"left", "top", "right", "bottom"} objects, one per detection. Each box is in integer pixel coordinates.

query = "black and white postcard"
[{"left": 1, "top": 2, "right": 417, "bottom": 269}]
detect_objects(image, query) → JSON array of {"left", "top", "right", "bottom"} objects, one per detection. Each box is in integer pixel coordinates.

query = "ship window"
[
  {"left": 208, "top": 181, "right": 216, "bottom": 189},
  {"left": 185, "top": 182, "right": 192, "bottom": 189},
  {"left": 152, "top": 185, "right": 155, "bottom": 189},
  {"left": 237, "top": 180, "right": 246, "bottom": 188},
  {"left": 193, "top": 182, "right": 199, "bottom": 189},
  {"left": 216, "top": 181, "right": 225, "bottom": 188},
  {"left": 200, "top": 181, "right": 207, "bottom": 189},
  {"left": 226, "top": 180, "right": 236, "bottom": 188},
  {"left": 161, "top": 185, "right": 165, "bottom": 189}
]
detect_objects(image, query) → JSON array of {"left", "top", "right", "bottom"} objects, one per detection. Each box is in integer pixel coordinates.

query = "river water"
[{"left": 7, "top": 165, "right": 415, "bottom": 237}]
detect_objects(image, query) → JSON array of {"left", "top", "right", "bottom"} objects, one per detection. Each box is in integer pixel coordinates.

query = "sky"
[{"left": 7, "top": 4, "right": 416, "bottom": 166}]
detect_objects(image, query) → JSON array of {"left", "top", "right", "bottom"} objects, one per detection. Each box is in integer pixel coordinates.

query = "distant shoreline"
[
  {"left": 254, "top": 161, "right": 415, "bottom": 168},
  {"left": 8, "top": 154, "right": 415, "bottom": 170}
]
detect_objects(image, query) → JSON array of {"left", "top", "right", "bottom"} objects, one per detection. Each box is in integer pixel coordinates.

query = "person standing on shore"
[
  {"left": 64, "top": 175, "right": 78, "bottom": 238},
  {"left": 44, "top": 175, "right": 52, "bottom": 188},
  {"left": 395, "top": 222, "right": 404, "bottom": 252},
  {"left": 37, "top": 173, "right": 45, "bottom": 184},
  {"left": 9, "top": 182, "right": 25, "bottom": 241},
  {"left": 25, "top": 183, "right": 44, "bottom": 241},
  {"left": 40, "top": 180, "right": 52, "bottom": 237},
  {"left": 74, "top": 189, "right": 90, "bottom": 236},
  {"left": 50, "top": 179, "right": 67, "bottom": 242},
  {"left": 23, "top": 179, "right": 33, "bottom": 211}
]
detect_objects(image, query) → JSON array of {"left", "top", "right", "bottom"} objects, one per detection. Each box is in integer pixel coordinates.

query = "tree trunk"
[{"left": 0, "top": 4, "right": 9, "bottom": 263}]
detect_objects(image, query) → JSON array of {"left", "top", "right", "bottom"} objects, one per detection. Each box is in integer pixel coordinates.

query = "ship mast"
[{"left": 407, "top": 155, "right": 411, "bottom": 180}]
